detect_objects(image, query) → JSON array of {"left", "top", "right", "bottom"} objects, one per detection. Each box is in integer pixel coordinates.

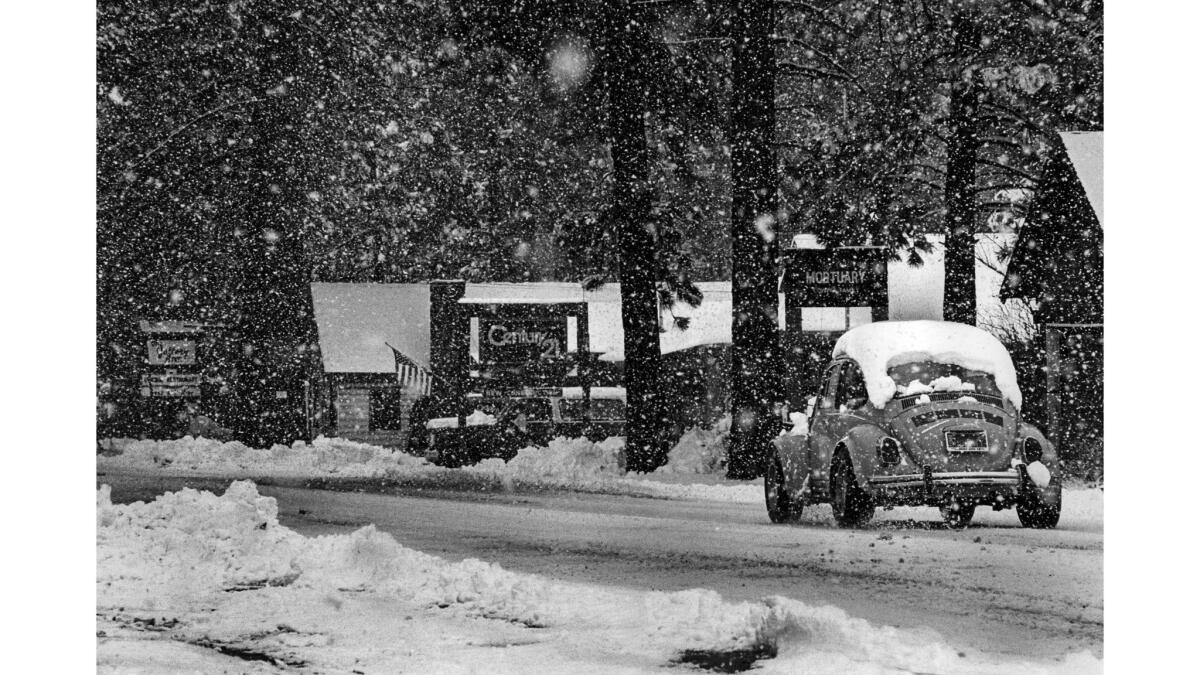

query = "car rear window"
[{"left": 887, "top": 362, "right": 1003, "bottom": 398}]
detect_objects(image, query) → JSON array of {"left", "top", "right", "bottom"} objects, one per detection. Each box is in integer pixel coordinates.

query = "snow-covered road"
[{"left": 101, "top": 471, "right": 1102, "bottom": 664}]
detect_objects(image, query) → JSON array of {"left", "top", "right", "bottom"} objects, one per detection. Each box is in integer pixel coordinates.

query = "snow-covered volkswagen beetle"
[{"left": 766, "top": 320, "right": 1061, "bottom": 529}]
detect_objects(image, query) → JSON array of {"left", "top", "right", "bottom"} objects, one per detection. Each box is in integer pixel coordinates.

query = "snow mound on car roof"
[{"left": 833, "top": 321, "right": 1022, "bottom": 410}]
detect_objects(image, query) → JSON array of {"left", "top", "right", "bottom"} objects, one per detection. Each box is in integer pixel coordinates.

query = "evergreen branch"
[
  {"left": 773, "top": 36, "right": 859, "bottom": 83},
  {"left": 978, "top": 136, "right": 1029, "bottom": 151},
  {"left": 778, "top": 62, "right": 864, "bottom": 95},
  {"left": 975, "top": 159, "right": 1040, "bottom": 183},
  {"left": 973, "top": 183, "right": 1034, "bottom": 195},
  {"left": 665, "top": 37, "right": 731, "bottom": 46},
  {"left": 905, "top": 163, "right": 947, "bottom": 176},
  {"left": 777, "top": 2, "right": 847, "bottom": 32},
  {"left": 889, "top": 175, "right": 943, "bottom": 192},
  {"left": 978, "top": 101, "right": 1050, "bottom": 138},
  {"left": 125, "top": 97, "right": 265, "bottom": 170}
]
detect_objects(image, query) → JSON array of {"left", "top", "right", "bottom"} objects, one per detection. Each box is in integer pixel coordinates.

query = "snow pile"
[
  {"left": 656, "top": 416, "right": 731, "bottom": 475},
  {"left": 1026, "top": 461, "right": 1053, "bottom": 488},
  {"left": 933, "top": 375, "right": 976, "bottom": 393},
  {"left": 97, "top": 481, "right": 305, "bottom": 607},
  {"left": 95, "top": 434, "right": 1103, "bottom": 531},
  {"left": 465, "top": 409, "right": 497, "bottom": 426},
  {"left": 897, "top": 376, "right": 977, "bottom": 396},
  {"left": 98, "top": 433, "right": 766, "bottom": 502},
  {"left": 898, "top": 381, "right": 932, "bottom": 396},
  {"left": 425, "top": 410, "right": 500, "bottom": 429},
  {"left": 97, "top": 482, "right": 1101, "bottom": 674},
  {"left": 98, "top": 435, "right": 435, "bottom": 479},
  {"left": 468, "top": 436, "right": 626, "bottom": 484},
  {"left": 834, "top": 321, "right": 1022, "bottom": 409},
  {"left": 426, "top": 416, "right": 458, "bottom": 429}
]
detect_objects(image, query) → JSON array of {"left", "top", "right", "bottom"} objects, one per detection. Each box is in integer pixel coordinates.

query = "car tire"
[
  {"left": 829, "top": 451, "right": 874, "bottom": 528},
  {"left": 765, "top": 451, "right": 802, "bottom": 524},
  {"left": 940, "top": 500, "right": 976, "bottom": 529},
  {"left": 1017, "top": 481, "right": 1062, "bottom": 529}
]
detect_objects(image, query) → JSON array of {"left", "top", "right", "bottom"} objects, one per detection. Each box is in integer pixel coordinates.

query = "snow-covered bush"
[
  {"left": 467, "top": 436, "right": 626, "bottom": 484},
  {"left": 97, "top": 435, "right": 434, "bottom": 478},
  {"left": 655, "top": 416, "right": 731, "bottom": 475}
]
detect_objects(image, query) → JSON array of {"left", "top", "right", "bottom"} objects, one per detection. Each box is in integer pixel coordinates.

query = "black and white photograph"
[{"left": 20, "top": 0, "right": 1143, "bottom": 671}]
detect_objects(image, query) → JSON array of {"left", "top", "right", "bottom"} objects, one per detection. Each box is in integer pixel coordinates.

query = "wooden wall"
[{"left": 324, "top": 374, "right": 421, "bottom": 451}]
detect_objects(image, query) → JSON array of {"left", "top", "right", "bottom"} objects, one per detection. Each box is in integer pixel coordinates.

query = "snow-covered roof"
[
  {"left": 785, "top": 233, "right": 1024, "bottom": 328},
  {"left": 311, "top": 259, "right": 1030, "bottom": 373},
  {"left": 592, "top": 282, "right": 780, "bottom": 362},
  {"left": 832, "top": 320, "right": 1022, "bottom": 409},
  {"left": 311, "top": 283, "right": 431, "bottom": 373},
  {"left": 460, "top": 282, "right": 621, "bottom": 304},
  {"left": 1058, "top": 131, "right": 1103, "bottom": 228}
]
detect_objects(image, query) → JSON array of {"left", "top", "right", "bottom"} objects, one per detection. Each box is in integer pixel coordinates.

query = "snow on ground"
[
  {"left": 97, "top": 481, "right": 1100, "bottom": 674},
  {"left": 98, "top": 432, "right": 1102, "bottom": 530},
  {"left": 99, "top": 435, "right": 437, "bottom": 480}
]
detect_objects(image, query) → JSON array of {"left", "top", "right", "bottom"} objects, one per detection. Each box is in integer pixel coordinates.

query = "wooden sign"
[
  {"left": 475, "top": 304, "right": 581, "bottom": 367},
  {"left": 781, "top": 247, "right": 889, "bottom": 308},
  {"left": 146, "top": 339, "right": 197, "bottom": 366}
]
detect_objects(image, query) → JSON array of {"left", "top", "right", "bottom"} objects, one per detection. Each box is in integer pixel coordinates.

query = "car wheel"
[
  {"left": 1017, "top": 481, "right": 1062, "bottom": 529},
  {"left": 765, "top": 451, "right": 802, "bottom": 524},
  {"left": 940, "top": 499, "right": 976, "bottom": 529},
  {"left": 829, "top": 452, "right": 874, "bottom": 528}
]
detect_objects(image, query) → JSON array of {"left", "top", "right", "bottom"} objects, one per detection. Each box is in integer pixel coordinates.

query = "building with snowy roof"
[
  {"left": 1000, "top": 131, "right": 1103, "bottom": 477},
  {"left": 307, "top": 238, "right": 1029, "bottom": 449}
]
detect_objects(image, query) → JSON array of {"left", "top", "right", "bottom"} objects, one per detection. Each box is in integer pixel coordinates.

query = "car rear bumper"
[{"left": 867, "top": 470, "right": 1025, "bottom": 508}]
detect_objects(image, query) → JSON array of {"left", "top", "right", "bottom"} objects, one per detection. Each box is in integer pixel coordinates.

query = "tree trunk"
[
  {"left": 230, "top": 10, "right": 316, "bottom": 447},
  {"left": 602, "top": 1, "right": 666, "bottom": 473},
  {"left": 727, "top": 0, "right": 782, "bottom": 480},
  {"left": 943, "top": 15, "right": 981, "bottom": 326}
]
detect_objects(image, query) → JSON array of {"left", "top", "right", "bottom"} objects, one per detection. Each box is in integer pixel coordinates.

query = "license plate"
[{"left": 945, "top": 429, "right": 988, "bottom": 452}]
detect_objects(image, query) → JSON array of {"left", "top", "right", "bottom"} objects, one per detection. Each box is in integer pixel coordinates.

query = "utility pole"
[{"left": 727, "top": 0, "right": 782, "bottom": 480}]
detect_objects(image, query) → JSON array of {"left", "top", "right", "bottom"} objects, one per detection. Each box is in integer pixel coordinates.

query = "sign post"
[
  {"left": 779, "top": 246, "right": 889, "bottom": 406},
  {"left": 139, "top": 321, "right": 208, "bottom": 400}
]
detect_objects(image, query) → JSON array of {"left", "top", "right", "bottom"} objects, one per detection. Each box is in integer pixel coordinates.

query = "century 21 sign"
[{"left": 479, "top": 318, "right": 567, "bottom": 364}]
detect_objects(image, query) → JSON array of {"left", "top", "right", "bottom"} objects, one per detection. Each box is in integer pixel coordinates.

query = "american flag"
[{"left": 387, "top": 343, "right": 432, "bottom": 395}]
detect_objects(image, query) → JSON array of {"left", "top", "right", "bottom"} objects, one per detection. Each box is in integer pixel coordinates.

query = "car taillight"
[
  {"left": 877, "top": 437, "right": 902, "bottom": 466},
  {"left": 1023, "top": 437, "right": 1043, "bottom": 464}
]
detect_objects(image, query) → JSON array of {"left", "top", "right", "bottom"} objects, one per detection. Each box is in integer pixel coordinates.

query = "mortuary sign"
[{"left": 781, "top": 247, "right": 889, "bottom": 309}]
